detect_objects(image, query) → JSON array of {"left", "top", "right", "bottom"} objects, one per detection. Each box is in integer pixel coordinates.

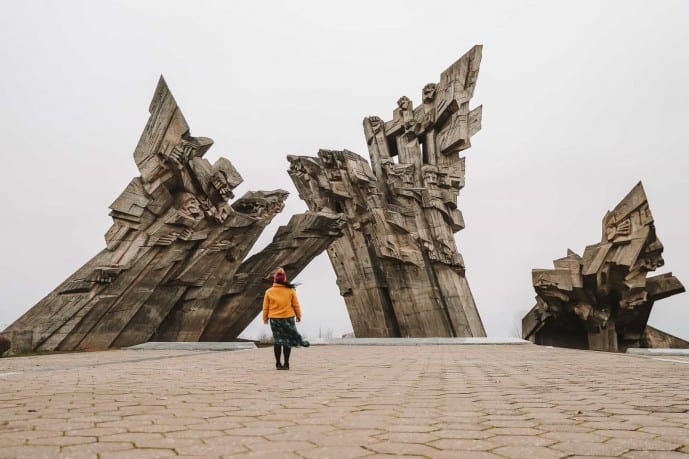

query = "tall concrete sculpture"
[
  {"left": 522, "top": 182, "right": 685, "bottom": 352},
  {"left": 288, "top": 45, "right": 486, "bottom": 337},
  {"left": 2, "top": 77, "right": 343, "bottom": 353}
]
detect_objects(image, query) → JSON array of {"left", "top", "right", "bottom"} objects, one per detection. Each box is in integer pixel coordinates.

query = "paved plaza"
[{"left": 1, "top": 344, "right": 688, "bottom": 458}]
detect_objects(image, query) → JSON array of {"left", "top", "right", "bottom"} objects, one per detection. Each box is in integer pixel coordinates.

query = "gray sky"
[{"left": 1, "top": 0, "right": 688, "bottom": 340}]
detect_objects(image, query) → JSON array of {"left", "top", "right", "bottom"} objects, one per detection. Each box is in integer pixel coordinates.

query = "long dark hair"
[{"left": 275, "top": 280, "right": 298, "bottom": 289}]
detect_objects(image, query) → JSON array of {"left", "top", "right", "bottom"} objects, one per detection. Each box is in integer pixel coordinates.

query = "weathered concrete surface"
[
  {"left": 0, "top": 78, "right": 342, "bottom": 354},
  {"left": 1, "top": 345, "right": 688, "bottom": 458},
  {"left": 523, "top": 182, "right": 685, "bottom": 352},
  {"left": 288, "top": 45, "right": 486, "bottom": 339}
]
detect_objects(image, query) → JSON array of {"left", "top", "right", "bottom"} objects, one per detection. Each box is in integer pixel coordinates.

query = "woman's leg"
[
  {"left": 283, "top": 346, "right": 291, "bottom": 369},
  {"left": 273, "top": 343, "right": 282, "bottom": 369}
]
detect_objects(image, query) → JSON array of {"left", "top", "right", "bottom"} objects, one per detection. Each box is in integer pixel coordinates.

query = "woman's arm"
[
  {"left": 262, "top": 293, "right": 270, "bottom": 323},
  {"left": 292, "top": 291, "right": 302, "bottom": 322}
]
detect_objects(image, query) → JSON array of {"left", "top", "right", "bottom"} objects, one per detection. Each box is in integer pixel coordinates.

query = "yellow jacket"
[{"left": 262, "top": 283, "right": 302, "bottom": 321}]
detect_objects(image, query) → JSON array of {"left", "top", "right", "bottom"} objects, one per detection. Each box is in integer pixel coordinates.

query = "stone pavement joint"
[{"left": 0, "top": 345, "right": 688, "bottom": 458}]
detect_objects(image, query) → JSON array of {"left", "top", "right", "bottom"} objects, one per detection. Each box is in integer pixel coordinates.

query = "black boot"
[
  {"left": 274, "top": 343, "right": 283, "bottom": 369},
  {"left": 283, "top": 345, "right": 291, "bottom": 370}
]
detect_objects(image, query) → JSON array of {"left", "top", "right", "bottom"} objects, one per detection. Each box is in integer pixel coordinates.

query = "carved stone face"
[
  {"left": 321, "top": 151, "right": 337, "bottom": 167},
  {"left": 642, "top": 248, "right": 664, "bottom": 271},
  {"left": 422, "top": 83, "right": 437, "bottom": 103},
  {"left": 397, "top": 96, "right": 412, "bottom": 111},
  {"left": 423, "top": 169, "right": 438, "bottom": 185},
  {"left": 399, "top": 167, "right": 414, "bottom": 185},
  {"left": 211, "top": 171, "right": 234, "bottom": 201},
  {"left": 368, "top": 116, "right": 383, "bottom": 132}
]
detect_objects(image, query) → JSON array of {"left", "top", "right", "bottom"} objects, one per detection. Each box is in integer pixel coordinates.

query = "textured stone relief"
[
  {"left": 522, "top": 182, "right": 685, "bottom": 351},
  {"left": 288, "top": 45, "right": 486, "bottom": 338},
  {"left": 1, "top": 77, "right": 339, "bottom": 353}
]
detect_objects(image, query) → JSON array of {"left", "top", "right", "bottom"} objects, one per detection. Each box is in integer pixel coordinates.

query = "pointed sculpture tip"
[
  {"left": 149, "top": 75, "right": 175, "bottom": 114},
  {"left": 629, "top": 180, "right": 647, "bottom": 199},
  {"left": 157, "top": 75, "right": 170, "bottom": 93}
]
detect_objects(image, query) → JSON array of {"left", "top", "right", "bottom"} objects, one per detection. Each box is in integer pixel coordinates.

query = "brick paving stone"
[
  {"left": 200, "top": 435, "right": 250, "bottom": 450},
  {"left": 1, "top": 345, "right": 688, "bottom": 458},
  {"left": 99, "top": 448, "right": 177, "bottom": 459},
  {"left": 311, "top": 429, "right": 383, "bottom": 447},
  {"left": 579, "top": 421, "right": 643, "bottom": 430},
  {"left": 98, "top": 432, "right": 165, "bottom": 444},
  {"left": 639, "top": 426, "right": 689, "bottom": 437},
  {"left": 0, "top": 430, "right": 56, "bottom": 446},
  {"left": 537, "top": 423, "right": 594, "bottom": 433},
  {"left": 487, "top": 435, "right": 556, "bottom": 447},
  {"left": 432, "top": 421, "right": 491, "bottom": 430},
  {"left": 363, "top": 455, "right": 427, "bottom": 459},
  {"left": 58, "top": 441, "right": 135, "bottom": 457},
  {"left": 567, "top": 456, "right": 628, "bottom": 459},
  {"left": 429, "top": 453, "right": 506, "bottom": 459},
  {"left": 481, "top": 419, "right": 540, "bottom": 428},
  {"left": 550, "top": 440, "right": 629, "bottom": 456},
  {"left": 484, "top": 427, "right": 545, "bottom": 436},
  {"left": 606, "top": 437, "right": 683, "bottom": 451},
  {"left": 595, "top": 429, "right": 658, "bottom": 439},
  {"left": 367, "top": 441, "right": 441, "bottom": 456},
  {"left": 374, "top": 431, "right": 439, "bottom": 443},
  {"left": 432, "top": 429, "right": 496, "bottom": 439},
  {"left": 173, "top": 442, "right": 244, "bottom": 456},
  {"left": 164, "top": 428, "right": 226, "bottom": 439},
  {"left": 385, "top": 423, "right": 440, "bottom": 433},
  {"left": 244, "top": 438, "right": 316, "bottom": 453},
  {"left": 63, "top": 426, "right": 128, "bottom": 437},
  {"left": 298, "top": 445, "right": 371, "bottom": 458},
  {"left": 492, "top": 445, "right": 566, "bottom": 459},
  {"left": 96, "top": 419, "right": 154, "bottom": 429},
  {"left": 222, "top": 426, "right": 283, "bottom": 437},
  {"left": 0, "top": 445, "right": 61, "bottom": 458},
  {"left": 133, "top": 436, "right": 204, "bottom": 450},
  {"left": 226, "top": 452, "right": 302, "bottom": 459},
  {"left": 623, "top": 452, "right": 689, "bottom": 459},
  {"left": 429, "top": 438, "right": 496, "bottom": 451},
  {"left": 28, "top": 435, "right": 97, "bottom": 446}
]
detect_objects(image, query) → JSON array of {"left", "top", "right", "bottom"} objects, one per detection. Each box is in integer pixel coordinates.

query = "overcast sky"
[{"left": 1, "top": 0, "right": 688, "bottom": 341}]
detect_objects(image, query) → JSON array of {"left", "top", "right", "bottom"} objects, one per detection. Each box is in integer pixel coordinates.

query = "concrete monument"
[
  {"left": 288, "top": 45, "right": 486, "bottom": 337},
  {"left": 2, "top": 77, "right": 342, "bottom": 353},
  {"left": 522, "top": 182, "right": 685, "bottom": 351}
]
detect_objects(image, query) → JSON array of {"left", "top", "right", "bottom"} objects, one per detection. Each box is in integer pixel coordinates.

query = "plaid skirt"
[{"left": 270, "top": 317, "right": 310, "bottom": 347}]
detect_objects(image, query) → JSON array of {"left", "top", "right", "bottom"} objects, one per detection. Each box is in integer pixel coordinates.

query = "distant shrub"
[{"left": 257, "top": 331, "right": 274, "bottom": 345}]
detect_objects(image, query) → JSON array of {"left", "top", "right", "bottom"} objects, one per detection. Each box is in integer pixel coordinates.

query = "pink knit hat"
[{"left": 273, "top": 267, "right": 287, "bottom": 283}]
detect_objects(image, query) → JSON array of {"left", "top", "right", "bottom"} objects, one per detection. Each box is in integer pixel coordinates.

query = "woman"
[{"left": 262, "top": 267, "right": 309, "bottom": 370}]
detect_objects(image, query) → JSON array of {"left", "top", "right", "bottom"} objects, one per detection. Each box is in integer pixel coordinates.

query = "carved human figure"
[
  {"left": 397, "top": 96, "right": 412, "bottom": 111},
  {"left": 422, "top": 83, "right": 437, "bottom": 103}
]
